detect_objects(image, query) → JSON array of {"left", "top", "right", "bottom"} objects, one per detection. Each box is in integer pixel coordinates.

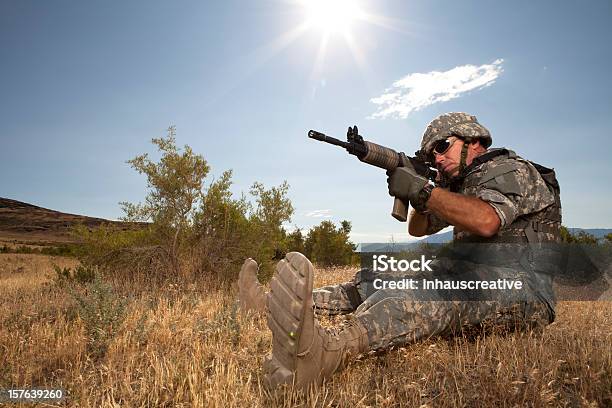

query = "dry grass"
[{"left": 0, "top": 254, "right": 610, "bottom": 407}]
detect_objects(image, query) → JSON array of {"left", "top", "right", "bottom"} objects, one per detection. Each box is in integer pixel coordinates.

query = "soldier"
[{"left": 239, "top": 112, "right": 562, "bottom": 389}]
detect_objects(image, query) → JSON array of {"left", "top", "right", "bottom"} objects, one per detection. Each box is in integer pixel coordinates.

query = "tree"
[
  {"left": 560, "top": 226, "right": 599, "bottom": 244},
  {"left": 574, "top": 231, "right": 598, "bottom": 244},
  {"left": 246, "top": 181, "right": 294, "bottom": 279},
  {"left": 304, "top": 220, "right": 356, "bottom": 267},
  {"left": 560, "top": 226, "right": 575, "bottom": 243},
  {"left": 193, "top": 175, "right": 294, "bottom": 281},
  {"left": 119, "top": 126, "right": 210, "bottom": 274},
  {"left": 285, "top": 228, "right": 305, "bottom": 254},
  {"left": 78, "top": 126, "right": 296, "bottom": 282},
  {"left": 193, "top": 169, "right": 251, "bottom": 275}
]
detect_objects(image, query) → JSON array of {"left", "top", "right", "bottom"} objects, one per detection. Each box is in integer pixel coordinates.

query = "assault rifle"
[{"left": 308, "top": 126, "right": 437, "bottom": 222}]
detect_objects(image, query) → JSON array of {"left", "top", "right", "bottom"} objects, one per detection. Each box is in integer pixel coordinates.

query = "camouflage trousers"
[{"left": 313, "top": 267, "right": 555, "bottom": 351}]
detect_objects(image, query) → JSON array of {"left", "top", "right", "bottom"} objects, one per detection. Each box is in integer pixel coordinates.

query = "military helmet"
[{"left": 420, "top": 112, "right": 492, "bottom": 160}]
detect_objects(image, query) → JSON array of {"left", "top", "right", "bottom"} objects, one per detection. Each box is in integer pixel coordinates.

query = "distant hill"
[
  {"left": 567, "top": 228, "right": 612, "bottom": 239},
  {"left": 418, "top": 230, "right": 453, "bottom": 244},
  {"left": 356, "top": 242, "right": 418, "bottom": 253},
  {"left": 0, "top": 197, "right": 146, "bottom": 244}
]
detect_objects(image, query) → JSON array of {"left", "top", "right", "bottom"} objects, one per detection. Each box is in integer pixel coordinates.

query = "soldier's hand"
[{"left": 386, "top": 163, "right": 429, "bottom": 204}]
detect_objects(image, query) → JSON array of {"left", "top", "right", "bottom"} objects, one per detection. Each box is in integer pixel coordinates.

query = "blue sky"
[{"left": 1, "top": 0, "right": 611, "bottom": 243}]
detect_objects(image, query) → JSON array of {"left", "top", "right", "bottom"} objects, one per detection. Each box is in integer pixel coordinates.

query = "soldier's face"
[
  {"left": 434, "top": 137, "right": 483, "bottom": 177},
  {"left": 434, "top": 136, "right": 463, "bottom": 177}
]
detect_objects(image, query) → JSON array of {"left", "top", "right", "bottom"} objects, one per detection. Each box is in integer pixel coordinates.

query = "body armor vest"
[{"left": 450, "top": 149, "right": 562, "bottom": 244}]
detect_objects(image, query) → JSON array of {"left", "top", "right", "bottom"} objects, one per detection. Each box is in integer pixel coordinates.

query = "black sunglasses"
[{"left": 432, "top": 137, "right": 457, "bottom": 156}]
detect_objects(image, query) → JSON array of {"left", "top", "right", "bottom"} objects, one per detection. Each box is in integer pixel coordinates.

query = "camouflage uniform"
[
  {"left": 312, "top": 130, "right": 560, "bottom": 350},
  {"left": 426, "top": 149, "right": 559, "bottom": 244}
]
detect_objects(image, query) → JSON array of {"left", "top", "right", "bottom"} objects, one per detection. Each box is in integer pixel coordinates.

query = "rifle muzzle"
[{"left": 308, "top": 130, "right": 325, "bottom": 141}]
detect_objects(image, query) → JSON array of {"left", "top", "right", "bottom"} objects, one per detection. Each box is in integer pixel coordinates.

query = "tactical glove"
[{"left": 386, "top": 160, "right": 429, "bottom": 205}]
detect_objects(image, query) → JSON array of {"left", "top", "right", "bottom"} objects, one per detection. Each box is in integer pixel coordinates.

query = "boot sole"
[
  {"left": 238, "top": 258, "right": 266, "bottom": 314},
  {"left": 264, "top": 252, "right": 314, "bottom": 388}
]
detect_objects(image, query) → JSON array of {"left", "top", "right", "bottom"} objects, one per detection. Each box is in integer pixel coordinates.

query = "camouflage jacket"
[{"left": 425, "top": 148, "right": 561, "bottom": 243}]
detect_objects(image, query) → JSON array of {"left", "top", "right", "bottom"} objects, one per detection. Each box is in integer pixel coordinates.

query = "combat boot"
[
  {"left": 264, "top": 252, "right": 370, "bottom": 389},
  {"left": 237, "top": 258, "right": 267, "bottom": 314}
]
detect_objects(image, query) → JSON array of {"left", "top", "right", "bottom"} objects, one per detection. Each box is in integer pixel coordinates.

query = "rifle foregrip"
[
  {"left": 362, "top": 141, "right": 400, "bottom": 169},
  {"left": 391, "top": 197, "right": 408, "bottom": 222}
]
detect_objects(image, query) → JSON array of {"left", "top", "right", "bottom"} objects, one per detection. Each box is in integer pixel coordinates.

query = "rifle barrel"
[{"left": 308, "top": 130, "right": 349, "bottom": 149}]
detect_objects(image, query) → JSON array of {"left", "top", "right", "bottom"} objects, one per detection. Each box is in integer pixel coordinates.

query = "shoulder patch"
[
  {"left": 477, "top": 162, "right": 521, "bottom": 184},
  {"left": 475, "top": 160, "right": 525, "bottom": 196},
  {"left": 483, "top": 173, "right": 522, "bottom": 196}
]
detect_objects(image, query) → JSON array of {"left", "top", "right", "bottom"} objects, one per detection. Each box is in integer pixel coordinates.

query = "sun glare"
[
  {"left": 247, "top": 0, "right": 401, "bottom": 90},
  {"left": 301, "top": 0, "right": 365, "bottom": 35}
]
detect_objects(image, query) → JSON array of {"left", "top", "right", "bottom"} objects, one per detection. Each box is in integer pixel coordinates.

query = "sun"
[
  {"left": 240, "top": 0, "right": 401, "bottom": 89},
  {"left": 301, "top": 0, "right": 365, "bottom": 35}
]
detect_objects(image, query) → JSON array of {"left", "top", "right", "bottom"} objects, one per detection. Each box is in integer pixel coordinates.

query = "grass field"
[{"left": 0, "top": 253, "right": 610, "bottom": 407}]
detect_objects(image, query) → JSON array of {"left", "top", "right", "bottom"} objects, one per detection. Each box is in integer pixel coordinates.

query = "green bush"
[
  {"left": 71, "top": 125, "right": 362, "bottom": 282},
  {"left": 303, "top": 220, "right": 357, "bottom": 267},
  {"left": 560, "top": 226, "right": 599, "bottom": 244},
  {"left": 0, "top": 243, "right": 78, "bottom": 256},
  {"left": 192, "top": 176, "right": 293, "bottom": 282},
  {"left": 76, "top": 126, "right": 294, "bottom": 283},
  {"left": 52, "top": 264, "right": 97, "bottom": 286},
  {"left": 197, "top": 302, "right": 241, "bottom": 346},
  {"left": 40, "top": 244, "right": 78, "bottom": 257},
  {"left": 71, "top": 223, "right": 156, "bottom": 273},
  {"left": 284, "top": 227, "right": 305, "bottom": 254},
  {"left": 68, "top": 272, "right": 128, "bottom": 359},
  {"left": 119, "top": 126, "right": 210, "bottom": 276}
]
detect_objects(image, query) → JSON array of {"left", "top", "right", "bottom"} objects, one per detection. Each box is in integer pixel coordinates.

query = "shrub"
[
  {"left": 284, "top": 227, "right": 305, "bottom": 254},
  {"left": 198, "top": 302, "right": 241, "bottom": 346},
  {"left": 119, "top": 126, "right": 209, "bottom": 276},
  {"left": 77, "top": 126, "right": 294, "bottom": 284},
  {"left": 52, "top": 264, "right": 97, "bottom": 286},
  {"left": 303, "top": 220, "right": 357, "bottom": 267},
  {"left": 192, "top": 176, "right": 293, "bottom": 282},
  {"left": 71, "top": 223, "right": 164, "bottom": 284},
  {"left": 67, "top": 272, "right": 128, "bottom": 359},
  {"left": 0, "top": 244, "right": 79, "bottom": 256},
  {"left": 560, "top": 226, "right": 599, "bottom": 244},
  {"left": 40, "top": 244, "right": 78, "bottom": 257}
]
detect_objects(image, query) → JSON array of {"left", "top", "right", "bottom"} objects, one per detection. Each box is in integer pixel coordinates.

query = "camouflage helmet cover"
[{"left": 420, "top": 112, "right": 492, "bottom": 159}]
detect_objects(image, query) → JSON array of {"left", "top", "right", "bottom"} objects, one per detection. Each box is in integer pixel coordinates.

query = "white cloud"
[
  {"left": 369, "top": 59, "right": 504, "bottom": 119},
  {"left": 305, "top": 209, "right": 332, "bottom": 218}
]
